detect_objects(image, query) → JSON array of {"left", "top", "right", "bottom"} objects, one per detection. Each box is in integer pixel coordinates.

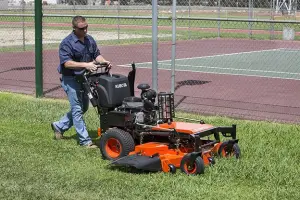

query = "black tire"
[
  {"left": 180, "top": 153, "right": 205, "bottom": 175},
  {"left": 168, "top": 164, "right": 176, "bottom": 174},
  {"left": 99, "top": 128, "right": 135, "bottom": 161},
  {"left": 218, "top": 141, "right": 241, "bottom": 159},
  {"left": 209, "top": 157, "right": 216, "bottom": 166}
]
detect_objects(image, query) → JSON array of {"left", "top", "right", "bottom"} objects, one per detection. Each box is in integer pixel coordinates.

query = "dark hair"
[{"left": 72, "top": 16, "right": 86, "bottom": 28}]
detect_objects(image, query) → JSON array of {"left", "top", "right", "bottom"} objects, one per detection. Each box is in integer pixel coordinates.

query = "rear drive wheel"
[
  {"left": 218, "top": 141, "right": 241, "bottom": 159},
  {"left": 99, "top": 128, "right": 135, "bottom": 160},
  {"left": 180, "top": 153, "right": 205, "bottom": 175}
]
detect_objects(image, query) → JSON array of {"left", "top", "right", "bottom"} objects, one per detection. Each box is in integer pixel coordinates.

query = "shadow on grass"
[
  {"left": 107, "top": 165, "right": 158, "bottom": 175},
  {"left": 88, "top": 129, "right": 99, "bottom": 139}
]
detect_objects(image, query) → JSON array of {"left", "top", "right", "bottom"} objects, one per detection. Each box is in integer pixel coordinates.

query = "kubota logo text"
[{"left": 115, "top": 83, "right": 127, "bottom": 88}]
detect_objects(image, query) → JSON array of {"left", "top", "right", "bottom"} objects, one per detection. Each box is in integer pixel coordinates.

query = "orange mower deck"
[{"left": 110, "top": 123, "right": 240, "bottom": 175}]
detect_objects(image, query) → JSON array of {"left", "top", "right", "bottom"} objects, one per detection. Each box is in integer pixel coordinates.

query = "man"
[{"left": 51, "top": 15, "right": 111, "bottom": 148}]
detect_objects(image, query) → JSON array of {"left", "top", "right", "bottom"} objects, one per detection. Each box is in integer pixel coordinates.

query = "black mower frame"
[{"left": 81, "top": 62, "right": 238, "bottom": 152}]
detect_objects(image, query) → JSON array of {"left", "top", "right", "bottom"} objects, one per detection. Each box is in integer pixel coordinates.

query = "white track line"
[
  {"left": 117, "top": 64, "right": 300, "bottom": 81},
  {"left": 278, "top": 48, "right": 300, "bottom": 52},
  {"left": 119, "top": 63, "right": 300, "bottom": 76},
  {"left": 160, "top": 63, "right": 300, "bottom": 76},
  {"left": 119, "top": 48, "right": 284, "bottom": 66}
]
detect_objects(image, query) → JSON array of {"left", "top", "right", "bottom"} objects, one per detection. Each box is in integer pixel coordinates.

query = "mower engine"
[
  {"left": 119, "top": 90, "right": 175, "bottom": 126},
  {"left": 116, "top": 85, "right": 158, "bottom": 126}
]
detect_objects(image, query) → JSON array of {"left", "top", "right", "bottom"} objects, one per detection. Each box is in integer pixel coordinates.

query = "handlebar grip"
[{"left": 94, "top": 62, "right": 110, "bottom": 68}]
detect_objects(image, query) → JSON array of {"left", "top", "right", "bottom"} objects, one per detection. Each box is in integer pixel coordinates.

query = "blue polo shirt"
[{"left": 58, "top": 32, "right": 101, "bottom": 76}]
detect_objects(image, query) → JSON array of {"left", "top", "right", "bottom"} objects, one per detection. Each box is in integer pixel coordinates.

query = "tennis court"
[
  {"left": 120, "top": 48, "right": 300, "bottom": 80},
  {"left": 1, "top": 39, "right": 300, "bottom": 123},
  {"left": 116, "top": 47, "right": 300, "bottom": 123}
]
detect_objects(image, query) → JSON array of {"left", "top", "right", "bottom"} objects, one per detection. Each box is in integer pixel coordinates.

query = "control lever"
[
  {"left": 82, "top": 75, "right": 98, "bottom": 107},
  {"left": 94, "top": 61, "right": 112, "bottom": 76}
]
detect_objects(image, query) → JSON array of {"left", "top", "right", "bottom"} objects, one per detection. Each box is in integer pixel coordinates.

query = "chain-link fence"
[{"left": 1, "top": 0, "right": 300, "bottom": 123}]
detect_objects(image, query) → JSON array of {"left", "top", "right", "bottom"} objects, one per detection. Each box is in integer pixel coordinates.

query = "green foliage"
[{"left": 0, "top": 92, "right": 300, "bottom": 200}]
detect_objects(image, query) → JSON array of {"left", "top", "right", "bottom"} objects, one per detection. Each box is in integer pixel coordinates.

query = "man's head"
[{"left": 72, "top": 16, "right": 88, "bottom": 38}]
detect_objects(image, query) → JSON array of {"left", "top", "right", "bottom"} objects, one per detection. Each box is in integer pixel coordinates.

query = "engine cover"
[{"left": 94, "top": 73, "right": 131, "bottom": 108}]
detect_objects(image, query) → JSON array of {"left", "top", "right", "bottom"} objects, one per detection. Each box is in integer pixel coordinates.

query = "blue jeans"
[{"left": 53, "top": 76, "right": 92, "bottom": 146}]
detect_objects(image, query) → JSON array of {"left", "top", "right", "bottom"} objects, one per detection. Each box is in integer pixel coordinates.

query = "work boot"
[
  {"left": 85, "top": 142, "right": 98, "bottom": 149},
  {"left": 51, "top": 123, "right": 64, "bottom": 140}
]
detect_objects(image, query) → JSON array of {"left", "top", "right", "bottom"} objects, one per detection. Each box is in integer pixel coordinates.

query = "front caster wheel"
[
  {"left": 168, "top": 164, "right": 176, "bottom": 174},
  {"left": 218, "top": 140, "right": 241, "bottom": 159},
  {"left": 180, "top": 153, "right": 205, "bottom": 175}
]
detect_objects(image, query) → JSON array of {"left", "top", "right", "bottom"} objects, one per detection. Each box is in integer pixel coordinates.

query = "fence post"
[
  {"left": 248, "top": 0, "right": 253, "bottom": 38},
  {"left": 22, "top": 2, "right": 25, "bottom": 51},
  {"left": 188, "top": 0, "right": 191, "bottom": 40},
  {"left": 35, "top": 0, "right": 43, "bottom": 97},
  {"left": 218, "top": 0, "right": 220, "bottom": 38},
  {"left": 152, "top": 0, "right": 158, "bottom": 92},
  {"left": 171, "top": 0, "right": 176, "bottom": 93},
  {"left": 117, "top": 0, "right": 120, "bottom": 42},
  {"left": 270, "top": 0, "right": 275, "bottom": 40}
]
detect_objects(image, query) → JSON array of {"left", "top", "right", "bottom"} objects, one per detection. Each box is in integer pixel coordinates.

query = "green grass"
[{"left": 0, "top": 91, "right": 300, "bottom": 200}]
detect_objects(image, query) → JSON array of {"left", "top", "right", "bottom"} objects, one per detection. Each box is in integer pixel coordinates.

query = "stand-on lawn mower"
[{"left": 81, "top": 62, "right": 241, "bottom": 175}]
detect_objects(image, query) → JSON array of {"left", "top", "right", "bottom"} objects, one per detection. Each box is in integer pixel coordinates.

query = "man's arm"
[
  {"left": 95, "top": 55, "right": 109, "bottom": 63},
  {"left": 64, "top": 60, "right": 98, "bottom": 72},
  {"left": 95, "top": 55, "right": 112, "bottom": 69},
  {"left": 64, "top": 60, "right": 95, "bottom": 70}
]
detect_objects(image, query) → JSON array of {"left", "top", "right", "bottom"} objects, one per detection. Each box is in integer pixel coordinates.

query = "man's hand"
[
  {"left": 94, "top": 55, "right": 112, "bottom": 70},
  {"left": 105, "top": 61, "right": 112, "bottom": 70},
  {"left": 94, "top": 60, "right": 112, "bottom": 71},
  {"left": 85, "top": 61, "right": 98, "bottom": 72}
]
